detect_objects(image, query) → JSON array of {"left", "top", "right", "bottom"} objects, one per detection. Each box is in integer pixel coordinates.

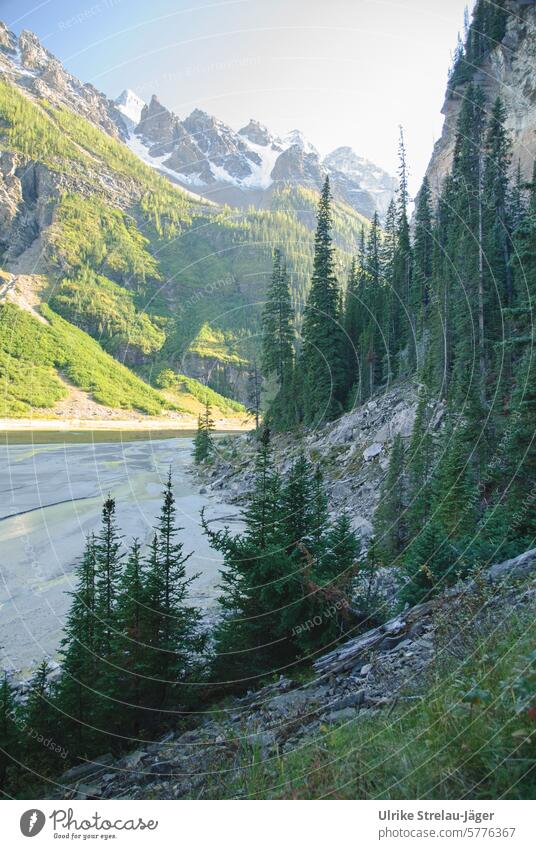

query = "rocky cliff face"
[
  {"left": 425, "top": 0, "right": 536, "bottom": 197},
  {"left": 324, "top": 147, "right": 398, "bottom": 219}
]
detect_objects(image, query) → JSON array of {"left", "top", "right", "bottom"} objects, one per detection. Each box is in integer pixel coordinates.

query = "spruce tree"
[
  {"left": 193, "top": 399, "right": 214, "bottom": 463},
  {"left": 142, "top": 474, "right": 204, "bottom": 715},
  {"left": 0, "top": 673, "right": 19, "bottom": 793},
  {"left": 204, "top": 432, "right": 359, "bottom": 682},
  {"left": 482, "top": 96, "right": 513, "bottom": 385},
  {"left": 318, "top": 512, "right": 361, "bottom": 585},
  {"left": 247, "top": 358, "right": 262, "bottom": 431},
  {"left": 387, "top": 127, "right": 413, "bottom": 376},
  {"left": 280, "top": 450, "right": 316, "bottom": 549},
  {"left": 412, "top": 176, "right": 434, "bottom": 335},
  {"left": 261, "top": 248, "right": 294, "bottom": 384},
  {"left": 22, "top": 661, "right": 58, "bottom": 773},
  {"left": 94, "top": 497, "right": 123, "bottom": 657},
  {"left": 56, "top": 533, "right": 100, "bottom": 753},
  {"left": 343, "top": 256, "right": 361, "bottom": 387},
  {"left": 106, "top": 539, "right": 148, "bottom": 736},
  {"left": 301, "top": 177, "right": 347, "bottom": 423}
]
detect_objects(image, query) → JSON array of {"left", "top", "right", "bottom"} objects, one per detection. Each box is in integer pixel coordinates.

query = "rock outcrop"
[
  {"left": 0, "top": 24, "right": 126, "bottom": 141},
  {"left": 200, "top": 382, "right": 420, "bottom": 541},
  {"left": 425, "top": 0, "right": 536, "bottom": 198}
]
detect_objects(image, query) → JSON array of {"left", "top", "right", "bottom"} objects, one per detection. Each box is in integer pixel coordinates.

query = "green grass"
[
  {"left": 201, "top": 609, "right": 536, "bottom": 800},
  {"left": 50, "top": 269, "right": 166, "bottom": 357},
  {"left": 0, "top": 302, "right": 174, "bottom": 416},
  {"left": 0, "top": 349, "right": 67, "bottom": 416},
  {"left": 187, "top": 323, "right": 247, "bottom": 365},
  {"left": 156, "top": 368, "right": 245, "bottom": 415}
]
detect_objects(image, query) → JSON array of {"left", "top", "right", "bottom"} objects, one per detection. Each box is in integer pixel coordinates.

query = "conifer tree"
[
  {"left": 318, "top": 512, "right": 361, "bottom": 585},
  {"left": 107, "top": 539, "right": 147, "bottom": 735},
  {"left": 94, "top": 497, "right": 123, "bottom": 656},
  {"left": 387, "top": 127, "right": 413, "bottom": 375},
  {"left": 0, "top": 673, "right": 19, "bottom": 792},
  {"left": 56, "top": 533, "right": 100, "bottom": 752},
  {"left": 193, "top": 399, "right": 214, "bottom": 463},
  {"left": 301, "top": 177, "right": 347, "bottom": 423},
  {"left": 358, "top": 213, "right": 384, "bottom": 400},
  {"left": 450, "top": 83, "right": 487, "bottom": 384},
  {"left": 204, "top": 432, "right": 359, "bottom": 682},
  {"left": 482, "top": 96, "right": 513, "bottom": 382},
  {"left": 142, "top": 474, "right": 204, "bottom": 714},
  {"left": 261, "top": 248, "right": 294, "bottom": 384},
  {"left": 280, "top": 450, "right": 316, "bottom": 549},
  {"left": 412, "top": 176, "right": 434, "bottom": 335},
  {"left": 22, "top": 661, "right": 58, "bottom": 772},
  {"left": 343, "top": 256, "right": 361, "bottom": 383},
  {"left": 247, "top": 358, "right": 262, "bottom": 431},
  {"left": 509, "top": 161, "right": 536, "bottom": 347}
]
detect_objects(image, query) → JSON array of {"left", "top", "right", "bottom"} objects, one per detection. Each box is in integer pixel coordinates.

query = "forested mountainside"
[
  {"left": 259, "top": 0, "right": 536, "bottom": 596},
  {"left": 0, "top": 20, "right": 371, "bottom": 415}
]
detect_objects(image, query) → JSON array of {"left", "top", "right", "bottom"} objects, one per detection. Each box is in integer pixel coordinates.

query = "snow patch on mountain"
[
  {"left": 116, "top": 88, "right": 145, "bottom": 127},
  {"left": 283, "top": 129, "right": 318, "bottom": 157},
  {"left": 124, "top": 133, "right": 211, "bottom": 202}
]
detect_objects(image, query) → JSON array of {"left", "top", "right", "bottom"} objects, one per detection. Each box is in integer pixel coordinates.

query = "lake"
[{"left": 0, "top": 432, "right": 241, "bottom": 674}]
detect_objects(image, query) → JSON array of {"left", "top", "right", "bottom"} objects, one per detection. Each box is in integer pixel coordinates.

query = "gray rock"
[
  {"left": 75, "top": 782, "right": 102, "bottom": 799},
  {"left": 149, "top": 760, "right": 176, "bottom": 776},
  {"left": 329, "top": 690, "right": 366, "bottom": 711},
  {"left": 363, "top": 443, "right": 382, "bottom": 461},
  {"left": 325, "top": 707, "right": 360, "bottom": 723},
  {"left": 379, "top": 634, "right": 406, "bottom": 651},
  {"left": 59, "top": 754, "right": 113, "bottom": 783},
  {"left": 116, "top": 749, "right": 148, "bottom": 770},
  {"left": 350, "top": 515, "right": 374, "bottom": 538}
]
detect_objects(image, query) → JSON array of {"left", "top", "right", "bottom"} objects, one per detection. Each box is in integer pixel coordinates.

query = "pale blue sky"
[{"left": 1, "top": 0, "right": 473, "bottom": 192}]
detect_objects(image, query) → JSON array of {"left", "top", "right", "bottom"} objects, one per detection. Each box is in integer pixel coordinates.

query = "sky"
[{"left": 1, "top": 0, "right": 473, "bottom": 195}]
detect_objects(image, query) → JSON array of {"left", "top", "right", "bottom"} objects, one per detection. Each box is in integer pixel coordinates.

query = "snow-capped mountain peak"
[
  {"left": 283, "top": 129, "right": 318, "bottom": 157},
  {"left": 115, "top": 89, "right": 146, "bottom": 127},
  {"left": 114, "top": 87, "right": 395, "bottom": 218}
]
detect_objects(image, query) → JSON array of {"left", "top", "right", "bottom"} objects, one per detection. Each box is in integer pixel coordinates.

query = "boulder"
[
  {"left": 363, "top": 443, "right": 382, "bottom": 461},
  {"left": 59, "top": 754, "right": 113, "bottom": 783}
]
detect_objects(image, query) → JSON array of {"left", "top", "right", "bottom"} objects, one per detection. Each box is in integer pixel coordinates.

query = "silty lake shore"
[{"left": 0, "top": 432, "right": 242, "bottom": 674}]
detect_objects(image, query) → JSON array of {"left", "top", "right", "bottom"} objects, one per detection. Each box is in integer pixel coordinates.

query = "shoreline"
[{"left": 0, "top": 416, "right": 252, "bottom": 433}]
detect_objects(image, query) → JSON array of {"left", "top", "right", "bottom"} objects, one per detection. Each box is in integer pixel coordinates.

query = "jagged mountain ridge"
[
  {"left": 119, "top": 89, "right": 396, "bottom": 218},
  {"left": 0, "top": 20, "right": 396, "bottom": 221}
]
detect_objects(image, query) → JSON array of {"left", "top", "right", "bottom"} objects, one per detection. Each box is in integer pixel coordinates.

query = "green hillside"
[
  {"left": 0, "top": 78, "right": 369, "bottom": 410},
  {"left": 0, "top": 301, "right": 243, "bottom": 418}
]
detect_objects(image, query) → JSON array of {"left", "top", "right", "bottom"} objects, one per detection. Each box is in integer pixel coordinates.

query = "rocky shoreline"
[{"left": 48, "top": 547, "right": 536, "bottom": 800}]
